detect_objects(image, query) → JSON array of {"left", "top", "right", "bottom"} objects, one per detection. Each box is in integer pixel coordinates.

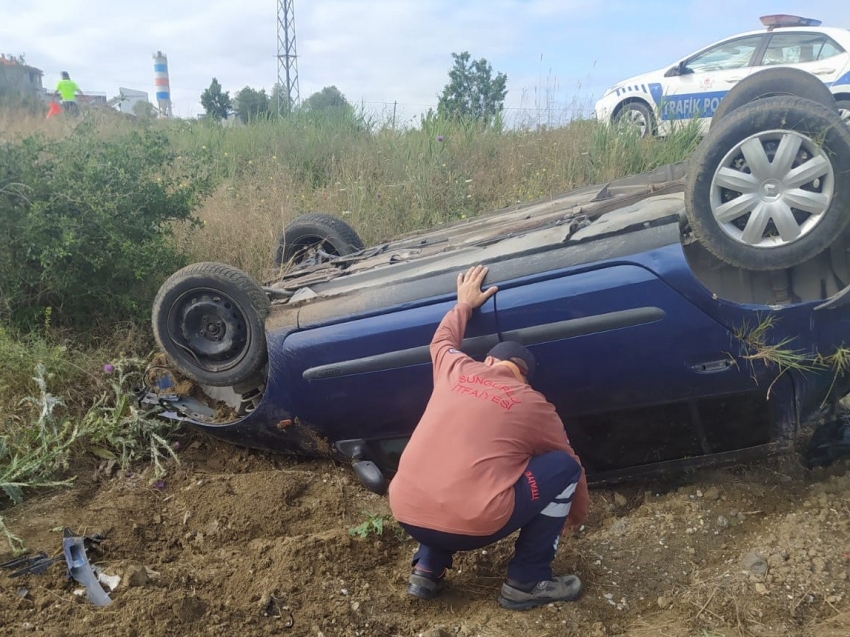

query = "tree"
[
  {"left": 436, "top": 51, "right": 507, "bottom": 125},
  {"left": 132, "top": 100, "right": 157, "bottom": 119},
  {"left": 200, "top": 78, "right": 232, "bottom": 120},
  {"left": 302, "top": 86, "right": 352, "bottom": 114},
  {"left": 234, "top": 86, "right": 272, "bottom": 123}
]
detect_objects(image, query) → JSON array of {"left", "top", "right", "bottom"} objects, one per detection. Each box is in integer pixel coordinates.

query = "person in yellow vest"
[{"left": 54, "top": 71, "right": 82, "bottom": 115}]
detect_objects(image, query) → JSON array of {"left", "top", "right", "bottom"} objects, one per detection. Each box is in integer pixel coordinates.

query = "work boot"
[
  {"left": 498, "top": 574, "right": 582, "bottom": 610},
  {"left": 406, "top": 566, "right": 446, "bottom": 600}
]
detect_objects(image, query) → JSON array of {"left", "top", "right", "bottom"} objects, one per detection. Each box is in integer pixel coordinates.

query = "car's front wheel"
[
  {"left": 152, "top": 262, "right": 270, "bottom": 387},
  {"left": 838, "top": 100, "right": 850, "bottom": 127},
  {"left": 685, "top": 96, "right": 850, "bottom": 271},
  {"left": 613, "top": 101, "right": 655, "bottom": 137}
]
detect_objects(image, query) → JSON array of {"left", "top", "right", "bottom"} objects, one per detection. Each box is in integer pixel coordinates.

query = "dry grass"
[{"left": 0, "top": 107, "right": 140, "bottom": 142}]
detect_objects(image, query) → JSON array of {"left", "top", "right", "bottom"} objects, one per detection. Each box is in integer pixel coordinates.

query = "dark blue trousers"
[{"left": 400, "top": 450, "right": 582, "bottom": 583}]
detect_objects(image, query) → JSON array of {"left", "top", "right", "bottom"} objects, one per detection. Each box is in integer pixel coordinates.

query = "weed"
[
  {"left": 82, "top": 356, "right": 180, "bottom": 479},
  {"left": 0, "top": 518, "right": 25, "bottom": 554},
  {"left": 348, "top": 512, "right": 407, "bottom": 541},
  {"left": 734, "top": 315, "right": 850, "bottom": 401},
  {"left": 0, "top": 357, "right": 180, "bottom": 551},
  {"left": 0, "top": 364, "right": 84, "bottom": 551},
  {"left": 734, "top": 315, "right": 823, "bottom": 374},
  {"left": 1, "top": 364, "right": 82, "bottom": 505}
]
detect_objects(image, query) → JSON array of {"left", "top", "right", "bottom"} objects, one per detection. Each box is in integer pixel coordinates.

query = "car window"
[
  {"left": 760, "top": 32, "right": 844, "bottom": 65},
  {"left": 686, "top": 36, "right": 763, "bottom": 73},
  {"left": 818, "top": 39, "right": 845, "bottom": 61}
]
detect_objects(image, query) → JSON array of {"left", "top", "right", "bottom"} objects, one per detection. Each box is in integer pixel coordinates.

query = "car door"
[
  {"left": 279, "top": 298, "right": 499, "bottom": 441},
  {"left": 752, "top": 30, "right": 850, "bottom": 86},
  {"left": 492, "top": 264, "right": 783, "bottom": 472},
  {"left": 660, "top": 35, "right": 765, "bottom": 130}
]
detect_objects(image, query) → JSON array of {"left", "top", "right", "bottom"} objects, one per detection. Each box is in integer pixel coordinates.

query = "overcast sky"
[{"left": 2, "top": 1, "right": 848, "bottom": 125}]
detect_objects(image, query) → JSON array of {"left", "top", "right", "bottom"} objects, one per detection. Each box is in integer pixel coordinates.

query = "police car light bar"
[{"left": 759, "top": 15, "right": 822, "bottom": 30}]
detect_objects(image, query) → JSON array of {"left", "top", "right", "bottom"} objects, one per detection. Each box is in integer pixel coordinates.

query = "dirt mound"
[{"left": 2, "top": 436, "right": 848, "bottom": 636}]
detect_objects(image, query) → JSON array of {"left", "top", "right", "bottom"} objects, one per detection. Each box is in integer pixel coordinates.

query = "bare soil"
[{"left": 2, "top": 434, "right": 849, "bottom": 637}]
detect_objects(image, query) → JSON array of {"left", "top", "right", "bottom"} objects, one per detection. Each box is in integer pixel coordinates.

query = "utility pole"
[{"left": 276, "top": 0, "right": 300, "bottom": 117}]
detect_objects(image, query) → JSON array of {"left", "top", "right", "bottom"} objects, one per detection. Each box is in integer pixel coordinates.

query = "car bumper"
[{"left": 594, "top": 94, "right": 617, "bottom": 123}]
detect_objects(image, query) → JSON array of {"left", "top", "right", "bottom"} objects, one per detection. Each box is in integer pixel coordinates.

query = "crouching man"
[{"left": 388, "top": 265, "right": 589, "bottom": 610}]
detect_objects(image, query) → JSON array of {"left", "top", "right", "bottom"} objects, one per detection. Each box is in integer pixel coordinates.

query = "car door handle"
[
  {"left": 690, "top": 359, "right": 734, "bottom": 374},
  {"left": 812, "top": 68, "right": 835, "bottom": 75}
]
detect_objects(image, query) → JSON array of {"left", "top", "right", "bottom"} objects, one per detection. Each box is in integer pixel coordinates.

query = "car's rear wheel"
[
  {"left": 685, "top": 96, "right": 850, "bottom": 271},
  {"left": 614, "top": 101, "right": 655, "bottom": 137},
  {"left": 710, "top": 67, "right": 837, "bottom": 130},
  {"left": 274, "top": 213, "right": 364, "bottom": 267},
  {"left": 152, "top": 262, "right": 270, "bottom": 386}
]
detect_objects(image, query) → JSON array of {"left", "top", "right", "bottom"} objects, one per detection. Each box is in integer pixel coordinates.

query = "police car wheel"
[
  {"left": 838, "top": 100, "right": 850, "bottom": 127},
  {"left": 709, "top": 67, "right": 837, "bottom": 131},
  {"left": 685, "top": 96, "right": 850, "bottom": 271},
  {"left": 613, "top": 101, "right": 655, "bottom": 137},
  {"left": 152, "top": 262, "right": 270, "bottom": 387}
]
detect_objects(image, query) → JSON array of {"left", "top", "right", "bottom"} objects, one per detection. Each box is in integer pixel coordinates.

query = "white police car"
[{"left": 594, "top": 15, "right": 850, "bottom": 136}]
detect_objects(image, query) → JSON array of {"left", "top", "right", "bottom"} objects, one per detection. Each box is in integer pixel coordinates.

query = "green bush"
[{"left": 0, "top": 124, "right": 213, "bottom": 330}]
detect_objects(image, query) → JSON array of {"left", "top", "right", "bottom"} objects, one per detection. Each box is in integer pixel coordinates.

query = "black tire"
[
  {"left": 838, "top": 100, "right": 850, "bottom": 127},
  {"left": 152, "top": 262, "right": 271, "bottom": 387},
  {"left": 274, "top": 213, "right": 364, "bottom": 267},
  {"left": 613, "top": 101, "right": 655, "bottom": 137},
  {"left": 710, "top": 67, "right": 837, "bottom": 130},
  {"left": 685, "top": 96, "right": 850, "bottom": 271}
]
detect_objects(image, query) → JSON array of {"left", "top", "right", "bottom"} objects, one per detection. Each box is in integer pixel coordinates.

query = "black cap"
[{"left": 487, "top": 341, "right": 536, "bottom": 382}]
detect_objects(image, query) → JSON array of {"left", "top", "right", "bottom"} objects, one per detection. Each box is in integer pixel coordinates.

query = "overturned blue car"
[{"left": 149, "top": 90, "right": 850, "bottom": 493}]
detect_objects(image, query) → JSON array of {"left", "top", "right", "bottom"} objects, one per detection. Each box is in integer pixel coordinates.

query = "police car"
[{"left": 594, "top": 15, "right": 850, "bottom": 136}]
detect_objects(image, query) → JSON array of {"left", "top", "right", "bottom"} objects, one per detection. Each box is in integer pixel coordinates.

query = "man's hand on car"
[{"left": 457, "top": 265, "right": 498, "bottom": 309}]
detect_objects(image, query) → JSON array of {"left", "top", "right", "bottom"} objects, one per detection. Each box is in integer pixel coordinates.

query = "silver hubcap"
[
  {"left": 840, "top": 108, "right": 850, "bottom": 126},
  {"left": 709, "top": 129, "right": 834, "bottom": 248},
  {"left": 622, "top": 108, "right": 648, "bottom": 136}
]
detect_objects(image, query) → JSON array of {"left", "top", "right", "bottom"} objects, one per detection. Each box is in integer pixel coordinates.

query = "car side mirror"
[
  {"left": 352, "top": 460, "right": 388, "bottom": 495},
  {"left": 336, "top": 439, "right": 389, "bottom": 495},
  {"left": 665, "top": 62, "right": 693, "bottom": 77}
]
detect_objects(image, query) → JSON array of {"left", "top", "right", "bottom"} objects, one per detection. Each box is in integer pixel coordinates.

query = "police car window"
[
  {"left": 686, "top": 36, "right": 762, "bottom": 73},
  {"left": 818, "top": 39, "right": 845, "bottom": 61},
  {"left": 760, "top": 32, "right": 834, "bottom": 66}
]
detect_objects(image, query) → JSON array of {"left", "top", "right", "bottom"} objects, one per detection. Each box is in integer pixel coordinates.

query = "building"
[
  {"left": 111, "top": 87, "right": 151, "bottom": 115},
  {"left": 0, "top": 55, "right": 43, "bottom": 97}
]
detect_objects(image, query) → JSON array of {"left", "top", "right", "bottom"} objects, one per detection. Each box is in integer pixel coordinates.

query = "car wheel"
[
  {"left": 685, "top": 96, "right": 850, "bottom": 271},
  {"left": 710, "top": 67, "right": 837, "bottom": 130},
  {"left": 838, "top": 100, "right": 850, "bottom": 127},
  {"left": 613, "top": 101, "right": 655, "bottom": 137},
  {"left": 274, "top": 213, "right": 364, "bottom": 267},
  {"left": 152, "top": 262, "right": 271, "bottom": 387}
]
